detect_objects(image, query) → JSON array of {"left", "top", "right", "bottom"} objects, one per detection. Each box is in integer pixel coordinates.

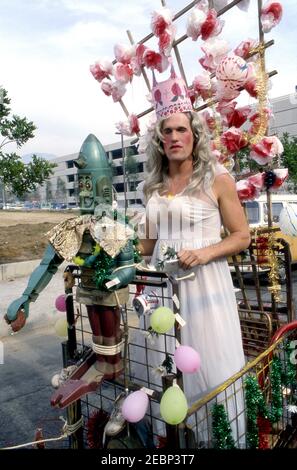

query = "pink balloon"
[
  {"left": 174, "top": 345, "right": 201, "bottom": 374},
  {"left": 121, "top": 390, "right": 149, "bottom": 423},
  {"left": 55, "top": 294, "right": 67, "bottom": 312}
]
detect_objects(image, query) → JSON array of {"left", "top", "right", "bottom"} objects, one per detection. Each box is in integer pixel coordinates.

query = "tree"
[
  {"left": 45, "top": 180, "right": 53, "bottom": 203},
  {"left": 125, "top": 147, "right": 139, "bottom": 203},
  {"left": 281, "top": 133, "right": 297, "bottom": 191},
  {"left": 55, "top": 176, "right": 67, "bottom": 202},
  {"left": 0, "top": 87, "right": 55, "bottom": 198}
]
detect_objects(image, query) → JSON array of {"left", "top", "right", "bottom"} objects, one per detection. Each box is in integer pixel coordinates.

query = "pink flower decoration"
[
  {"left": 101, "top": 79, "right": 113, "bottom": 96},
  {"left": 154, "top": 89, "right": 162, "bottom": 106},
  {"left": 171, "top": 82, "right": 182, "bottom": 97},
  {"left": 236, "top": 179, "right": 260, "bottom": 202},
  {"left": 201, "top": 110, "right": 216, "bottom": 132},
  {"left": 101, "top": 79, "right": 126, "bottom": 102},
  {"left": 90, "top": 60, "right": 113, "bottom": 82},
  {"left": 143, "top": 50, "right": 169, "bottom": 73},
  {"left": 221, "top": 127, "right": 247, "bottom": 154},
  {"left": 116, "top": 114, "right": 140, "bottom": 136},
  {"left": 114, "top": 44, "right": 134, "bottom": 64},
  {"left": 234, "top": 38, "right": 257, "bottom": 60},
  {"left": 151, "top": 7, "right": 173, "bottom": 36},
  {"left": 250, "top": 136, "right": 283, "bottom": 165},
  {"left": 270, "top": 168, "right": 288, "bottom": 190},
  {"left": 186, "top": 6, "right": 207, "bottom": 41},
  {"left": 192, "top": 74, "right": 213, "bottom": 100},
  {"left": 226, "top": 106, "right": 251, "bottom": 128},
  {"left": 201, "top": 9, "right": 224, "bottom": 41},
  {"left": 113, "top": 63, "right": 133, "bottom": 84},
  {"left": 248, "top": 173, "right": 265, "bottom": 190},
  {"left": 261, "top": 1, "right": 283, "bottom": 33}
]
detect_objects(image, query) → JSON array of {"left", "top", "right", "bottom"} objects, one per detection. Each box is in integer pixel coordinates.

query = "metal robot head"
[{"left": 74, "top": 134, "right": 112, "bottom": 215}]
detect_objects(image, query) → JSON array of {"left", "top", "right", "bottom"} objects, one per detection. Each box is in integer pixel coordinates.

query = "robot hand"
[{"left": 5, "top": 295, "right": 29, "bottom": 332}]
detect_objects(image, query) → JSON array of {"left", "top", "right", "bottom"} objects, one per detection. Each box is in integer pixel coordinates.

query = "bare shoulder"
[{"left": 212, "top": 173, "right": 237, "bottom": 200}]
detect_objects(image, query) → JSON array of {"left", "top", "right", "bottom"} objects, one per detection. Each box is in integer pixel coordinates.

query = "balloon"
[
  {"left": 55, "top": 294, "right": 67, "bottom": 312},
  {"left": 150, "top": 307, "right": 175, "bottom": 334},
  {"left": 174, "top": 345, "right": 201, "bottom": 374},
  {"left": 121, "top": 390, "right": 149, "bottom": 423},
  {"left": 279, "top": 204, "right": 297, "bottom": 237},
  {"left": 54, "top": 318, "right": 68, "bottom": 337},
  {"left": 216, "top": 54, "right": 248, "bottom": 90},
  {"left": 160, "top": 386, "right": 188, "bottom": 425}
]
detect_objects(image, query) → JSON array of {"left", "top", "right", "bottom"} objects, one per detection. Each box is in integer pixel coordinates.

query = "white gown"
[{"left": 130, "top": 164, "right": 246, "bottom": 445}]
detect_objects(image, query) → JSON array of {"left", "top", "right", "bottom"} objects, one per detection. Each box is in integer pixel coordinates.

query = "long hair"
[{"left": 143, "top": 111, "right": 217, "bottom": 202}]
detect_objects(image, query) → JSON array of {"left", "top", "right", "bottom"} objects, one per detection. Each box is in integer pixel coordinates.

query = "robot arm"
[
  {"left": 105, "top": 240, "right": 136, "bottom": 291},
  {"left": 5, "top": 244, "right": 63, "bottom": 331}
]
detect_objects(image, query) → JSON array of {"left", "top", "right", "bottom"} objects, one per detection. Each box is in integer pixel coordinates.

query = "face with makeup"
[{"left": 161, "top": 113, "right": 194, "bottom": 164}]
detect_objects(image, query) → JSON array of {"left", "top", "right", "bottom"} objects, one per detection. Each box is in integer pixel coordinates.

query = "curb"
[
  {"left": 0, "top": 259, "right": 42, "bottom": 281},
  {"left": 0, "top": 259, "right": 68, "bottom": 281}
]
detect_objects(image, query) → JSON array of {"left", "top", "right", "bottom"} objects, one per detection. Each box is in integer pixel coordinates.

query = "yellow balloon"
[
  {"left": 160, "top": 386, "right": 188, "bottom": 425},
  {"left": 150, "top": 307, "right": 175, "bottom": 334},
  {"left": 54, "top": 318, "right": 68, "bottom": 337}
]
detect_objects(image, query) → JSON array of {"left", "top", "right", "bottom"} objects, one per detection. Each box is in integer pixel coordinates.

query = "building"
[{"left": 39, "top": 92, "right": 297, "bottom": 207}]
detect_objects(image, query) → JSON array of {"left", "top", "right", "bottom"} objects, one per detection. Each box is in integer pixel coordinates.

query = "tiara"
[{"left": 152, "top": 65, "right": 193, "bottom": 120}]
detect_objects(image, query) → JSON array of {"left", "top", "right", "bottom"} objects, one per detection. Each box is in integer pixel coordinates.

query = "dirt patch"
[{"left": 0, "top": 210, "right": 78, "bottom": 263}]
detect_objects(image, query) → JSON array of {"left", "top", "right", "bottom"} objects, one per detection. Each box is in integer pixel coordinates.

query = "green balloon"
[
  {"left": 54, "top": 318, "right": 68, "bottom": 337},
  {"left": 150, "top": 306, "right": 175, "bottom": 334},
  {"left": 160, "top": 386, "right": 188, "bottom": 425}
]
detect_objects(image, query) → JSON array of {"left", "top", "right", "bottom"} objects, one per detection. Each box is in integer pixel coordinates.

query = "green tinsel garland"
[
  {"left": 245, "top": 355, "right": 285, "bottom": 448},
  {"left": 212, "top": 404, "right": 236, "bottom": 449},
  {"left": 282, "top": 340, "right": 297, "bottom": 387},
  {"left": 93, "top": 251, "right": 116, "bottom": 291},
  {"left": 212, "top": 342, "right": 297, "bottom": 449}
]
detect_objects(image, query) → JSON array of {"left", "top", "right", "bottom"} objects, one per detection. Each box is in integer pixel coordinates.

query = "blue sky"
[{"left": 1, "top": 0, "right": 296, "bottom": 158}]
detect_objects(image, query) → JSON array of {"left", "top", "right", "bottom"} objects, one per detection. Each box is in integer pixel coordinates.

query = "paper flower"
[
  {"left": 199, "top": 37, "right": 230, "bottom": 73},
  {"left": 186, "top": 2, "right": 208, "bottom": 41},
  {"left": 201, "top": 9, "right": 225, "bottom": 41},
  {"left": 101, "top": 79, "right": 127, "bottom": 102},
  {"left": 90, "top": 59, "right": 113, "bottom": 82},
  {"left": 249, "top": 136, "right": 284, "bottom": 165},
  {"left": 221, "top": 127, "right": 248, "bottom": 153},
  {"left": 143, "top": 49, "right": 169, "bottom": 72},
  {"left": 113, "top": 62, "right": 133, "bottom": 84},
  {"left": 114, "top": 43, "right": 134, "bottom": 64},
  {"left": 236, "top": 179, "right": 260, "bottom": 202},
  {"left": 268, "top": 168, "right": 288, "bottom": 190},
  {"left": 192, "top": 73, "right": 213, "bottom": 101},
  {"left": 151, "top": 7, "right": 173, "bottom": 36},
  {"left": 261, "top": 1, "right": 283, "bottom": 33},
  {"left": 151, "top": 7, "right": 176, "bottom": 56},
  {"left": 216, "top": 54, "right": 249, "bottom": 91},
  {"left": 234, "top": 38, "right": 257, "bottom": 60},
  {"left": 116, "top": 114, "right": 140, "bottom": 136}
]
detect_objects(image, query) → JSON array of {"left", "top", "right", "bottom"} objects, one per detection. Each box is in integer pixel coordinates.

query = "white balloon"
[{"left": 279, "top": 204, "right": 297, "bottom": 237}]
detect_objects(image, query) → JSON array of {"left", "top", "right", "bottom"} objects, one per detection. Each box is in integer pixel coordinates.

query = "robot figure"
[{"left": 5, "top": 134, "right": 136, "bottom": 408}]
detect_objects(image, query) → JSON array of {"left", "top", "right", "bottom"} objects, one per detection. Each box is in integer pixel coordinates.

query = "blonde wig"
[{"left": 143, "top": 111, "right": 217, "bottom": 202}]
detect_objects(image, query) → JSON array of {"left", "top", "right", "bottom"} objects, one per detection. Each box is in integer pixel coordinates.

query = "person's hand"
[
  {"left": 177, "top": 248, "right": 212, "bottom": 269},
  {"left": 4, "top": 309, "right": 27, "bottom": 332}
]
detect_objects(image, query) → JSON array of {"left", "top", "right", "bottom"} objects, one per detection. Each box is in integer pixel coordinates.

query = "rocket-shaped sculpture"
[{"left": 74, "top": 133, "right": 113, "bottom": 215}]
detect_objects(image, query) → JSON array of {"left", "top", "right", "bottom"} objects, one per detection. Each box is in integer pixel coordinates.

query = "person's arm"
[
  {"left": 178, "top": 174, "right": 250, "bottom": 269},
  {"left": 137, "top": 217, "right": 157, "bottom": 257}
]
